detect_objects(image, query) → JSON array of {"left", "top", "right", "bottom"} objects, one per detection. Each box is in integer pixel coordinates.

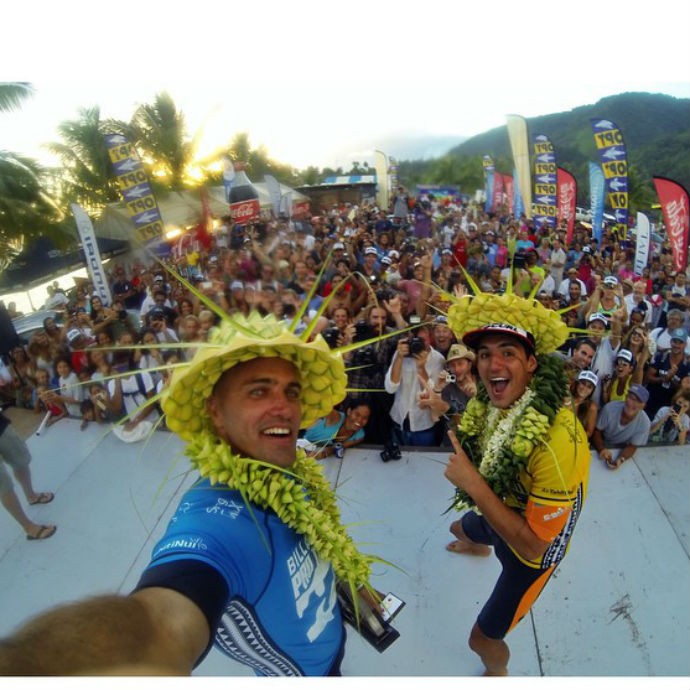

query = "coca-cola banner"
[
  {"left": 590, "top": 118, "right": 629, "bottom": 236},
  {"left": 557, "top": 167, "right": 577, "bottom": 244},
  {"left": 503, "top": 175, "right": 514, "bottom": 214},
  {"left": 653, "top": 176, "right": 689, "bottom": 273},
  {"left": 104, "top": 133, "right": 164, "bottom": 244},
  {"left": 532, "top": 134, "right": 558, "bottom": 229}
]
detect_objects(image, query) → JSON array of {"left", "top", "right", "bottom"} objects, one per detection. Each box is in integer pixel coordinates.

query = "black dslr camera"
[
  {"left": 380, "top": 441, "right": 402, "bottom": 462},
  {"left": 404, "top": 336, "right": 426, "bottom": 357},
  {"left": 352, "top": 320, "right": 377, "bottom": 368},
  {"left": 321, "top": 326, "right": 340, "bottom": 349}
]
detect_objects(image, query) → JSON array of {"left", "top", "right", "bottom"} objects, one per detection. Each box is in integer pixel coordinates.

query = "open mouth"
[{"left": 489, "top": 378, "right": 509, "bottom": 395}]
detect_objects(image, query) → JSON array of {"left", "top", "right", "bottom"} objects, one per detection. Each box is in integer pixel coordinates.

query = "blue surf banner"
[
  {"left": 104, "top": 134, "right": 164, "bottom": 244},
  {"left": 589, "top": 161, "right": 606, "bottom": 243},
  {"left": 532, "top": 134, "right": 558, "bottom": 228},
  {"left": 590, "top": 118, "right": 629, "bottom": 238}
]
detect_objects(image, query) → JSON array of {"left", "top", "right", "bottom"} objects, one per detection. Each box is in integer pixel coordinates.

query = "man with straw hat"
[
  {"left": 0, "top": 312, "right": 389, "bottom": 676},
  {"left": 442, "top": 272, "right": 591, "bottom": 676}
]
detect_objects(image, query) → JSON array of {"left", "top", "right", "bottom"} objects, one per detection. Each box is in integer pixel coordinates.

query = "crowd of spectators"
[{"left": 1, "top": 188, "right": 688, "bottom": 457}]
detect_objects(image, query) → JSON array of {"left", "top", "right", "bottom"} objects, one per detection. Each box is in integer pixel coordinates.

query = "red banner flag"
[
  {"left": 557, "top": 167, "right": 577, "bottom": 245},
  {"left": 653, "top": 177, "right": 689, "bottom": 273},
  {"left": 503, "top": 175, "right": 514, "bottom": 214},
  {"left": 492, "top": 172, "right": 504, "bottom": 213}
]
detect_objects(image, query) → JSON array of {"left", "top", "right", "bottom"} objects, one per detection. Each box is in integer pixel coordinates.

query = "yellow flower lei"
[{"left": 187, "top": 429, "right": 377, "bottom": 591}]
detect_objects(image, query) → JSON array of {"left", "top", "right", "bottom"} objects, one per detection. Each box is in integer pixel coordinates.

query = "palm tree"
[
  {"left": 0, "top": 83, "right": 60, "bottom": 267},
  {"left": 0, "top": 82, "right": 34, "bottom": 112},
  {"left": 46, "top": 106, "right": 122, "bottom": 213},
  {"left": 130, "top": 92, "right": 191, "bottom": 190}
]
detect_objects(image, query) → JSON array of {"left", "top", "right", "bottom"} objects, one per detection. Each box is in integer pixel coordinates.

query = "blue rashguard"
[{"left": 137, "top": 479, "right": 344, "bottom": 676}]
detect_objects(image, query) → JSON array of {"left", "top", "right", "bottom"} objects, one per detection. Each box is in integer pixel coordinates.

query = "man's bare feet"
[{"left": 447, "top": 520, "right": 491, "bottom": 556}]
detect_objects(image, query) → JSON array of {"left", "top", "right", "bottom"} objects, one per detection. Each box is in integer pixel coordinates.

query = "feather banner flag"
[
  {"left": 374, "top": 150, "right": 390, "bottom": 212},
  {"left": 503, "top": 175, "right": 514, "bottom": 214},
  {"left": 557, "top": 168, "right": 577, "bottom": 244},
  {"left": 104, "top": 134, "right": 164, "bottom": 245},
  {"left": 653, "top": 176, "right": 689, "bottom": 274},
  {"left": 71, "top": 204, "right": 113, "bottom": 305},
  {"left": 506, "top": 115, "right": 532, "bottom": 219},
  {"left": 589, "top": 162, "right": 606, "bottom": 244},
  {"left": 590, "top": 118, "right": 629, "bottom": 239},
  {"left": 532, "top": 134, "right": 558, "bottom": 229},
  {"left": 483, "top": 156, "right": 494, "bottom": 213},
  {"left": 492, "top": 172, "right": 504, "bottom": 213},
  {"left": 512, "top": 167, "right": 525, "bottom": 219},
  {"left": 634, "top": 212, "right": 651, "bottom": 276}
]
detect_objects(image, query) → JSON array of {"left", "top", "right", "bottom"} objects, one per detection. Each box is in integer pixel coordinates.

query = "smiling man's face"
[{"left": 207, "top": 357, "right": 302, "bottom": 468}]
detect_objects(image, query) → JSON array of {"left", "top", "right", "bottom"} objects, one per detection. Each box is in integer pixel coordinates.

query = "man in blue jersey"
[{"left": 0, "top": 313, "right": 381, "bottom": 676}]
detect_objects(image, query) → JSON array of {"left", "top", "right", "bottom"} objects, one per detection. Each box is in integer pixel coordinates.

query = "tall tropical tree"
[
  {"left": 0, "top": 82, "right": 60, "bottom": 267},
  {"left": 130, "top": 92, "right": 191, "bottom": 190},
  {"left": 47, "top": 106, "right": 122, "bottom": 213}
]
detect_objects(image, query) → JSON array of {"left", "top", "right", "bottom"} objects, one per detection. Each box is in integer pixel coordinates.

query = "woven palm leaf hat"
[
  {"left": 162, "top": 312, "right": 347, "bottom": 441},
  {"left": 445, "top": 271, "right": 571, "bottom": 355}
]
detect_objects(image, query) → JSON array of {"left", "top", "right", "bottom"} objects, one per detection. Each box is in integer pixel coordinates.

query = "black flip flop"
[{"left": 27, "top": 525, "right": 57, "bottom": 540}]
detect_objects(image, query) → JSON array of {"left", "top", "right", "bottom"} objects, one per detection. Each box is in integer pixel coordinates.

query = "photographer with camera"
[
  {"left": 384, "top": 325, "right": 445, "bottom": 447},
  {"left": 417, "top": 343, "right": 478, "bottom": 446},
  {"left": 649, "top": 390, "right": 690, "bottom": 445},
  {"left": 341, "top": 304, "right": 399, "bottom": 444}
]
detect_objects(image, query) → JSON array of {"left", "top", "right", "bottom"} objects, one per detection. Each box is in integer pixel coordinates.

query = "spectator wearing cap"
[
  {"left": 356, "top": 246, "right": 380, "bottom": 282},
  {"left": 586, "top": 312, "right": 624, "bottom": 405},
  {"left": 585, "top": 274, "right": 628, "bottom": 325},
  {"left": 139, "top": 277, "right": 173, "bottom": 323},
  {"left": 649, "top": 309, "right": 690, "bottom": 356},
  {"left": 644, "top": 327, "right": 690, "bottom": 418},
  {"left": 148, "top": 308, "right": 180, "bottom": 347},
  {"left": 569, "top": 369, "right": 599, "bottom": 439},
  {"left": 592, "top": 384, "right": 651, "bottom": 470},
  {"left": 65, "top": 328, "right": 91, "bottom": 376},
  {"left": 430, "top": 315, "right": 457, "bottom": 359},
  {"left": 601, "top": 349, "right": 644, "bottom": 405}
]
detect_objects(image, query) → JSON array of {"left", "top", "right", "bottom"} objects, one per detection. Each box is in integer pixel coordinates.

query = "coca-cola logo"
[{"left": 230, "top": 199, "right": 260, "bottom": 222}]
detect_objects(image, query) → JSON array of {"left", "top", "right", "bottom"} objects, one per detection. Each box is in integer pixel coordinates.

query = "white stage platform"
[{"left": 0, "top": 418, "right": 688, "bottom": 677}]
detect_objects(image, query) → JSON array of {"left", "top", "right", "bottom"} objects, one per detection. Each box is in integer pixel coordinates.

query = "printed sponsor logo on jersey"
[{"left": 154, "top": 536, "right": 208, "bottom": 557}]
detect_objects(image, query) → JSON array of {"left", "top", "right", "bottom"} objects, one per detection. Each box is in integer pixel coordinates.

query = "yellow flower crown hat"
[
  {"left": 445, "top": 269, "right": 570, "bottom": 355},
  {"left": 162, "top": 311, "right": 347, "bottom": 440}
]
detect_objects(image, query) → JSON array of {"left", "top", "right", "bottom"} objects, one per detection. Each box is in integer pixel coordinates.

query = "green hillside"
[{"left": 398, "top": 92, "right": 690, "bottom": 210}]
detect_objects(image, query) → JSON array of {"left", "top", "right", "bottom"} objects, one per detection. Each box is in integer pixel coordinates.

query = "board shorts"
[{"left": 461, "top": 510, "right": 557, "bottom": 640}]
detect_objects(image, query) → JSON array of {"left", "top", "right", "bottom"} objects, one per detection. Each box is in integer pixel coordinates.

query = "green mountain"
[{"left": 399, "top": 92, "right": 690, "bottom": 209}]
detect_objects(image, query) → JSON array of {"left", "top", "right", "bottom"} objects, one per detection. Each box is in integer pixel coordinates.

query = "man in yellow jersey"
[{"left": 444, "top": 292, "right": 591, "bottom": 676}]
